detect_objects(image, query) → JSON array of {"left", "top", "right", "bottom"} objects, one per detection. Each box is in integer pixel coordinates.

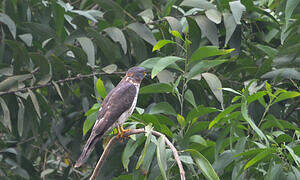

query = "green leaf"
[
  {"left": 138, "top": 9, "right": 154, "bottom": 22},
  {"left": 247, "top": 91, "right": 268, "bottom": 104},
  {"left": 177, "top": 114, "right": 185, "bottom": 128},
  {"left": 5, "top": 40, "right": 30, "bottom": 74},
  {"left": 83, "top": 111, "right": 97, "bottom": 136},
  {"left": 71, "top": 10, "right": 103, "bottom": 22},
  {"left": 66, "top": 44, "right": 88, "bottom": 65},
  {"left": 151, "top": 56, "right": 184, "bottom": 79},
  {"left": 29, "top": 53, "right": 51, "bottom": 85},
  {"left": 188, "top": 60, "right": 228, "bottom": 80},
  {"left": 164, "top": 17, "right": 183, "bottom": 32},
  {"left": 222, "top": 88, "right": 242, "bottom": 95},
  {"left": 104, "top": 27, "right": 127, "bottom": 54},
  {"left": 275, "top": 134, "right": 293, "bottom": 144},
  {"left": 152, "top": 40, "right": 176, "bottom": 52},
  {"left": 54, "top": 2, "right": 65, "bottom": 40},
  {"left": 285, "top": 0, "right": 300, "bottom": 26},
  {"left": 241, "top": 97, "right": 269, "bottom": 147},
  {"left": 190, "top": 135, "right": 207, "bottom": 146},
  {"left": 96, "top": 78, "right": 107, "bottom": 99},
  {"left": 163, "top": 0, "right": 177, "bottom": 16},
  {"left": 205, "top": 9, "right": 222, "bottom": 24},
  {"left": 187, "top": 149, "right": 220, "bottom": 180},
  {"left": 28, "top": 89, "right": 41, "bottom": 120},
  {"left": 12, "top": 166, "right": 29, "bottom": 180},
  {"left": 255, "top": 44, "right": 278, "bottom": 58},
  {"left": 232, "top": 96, "right": 241, "bottom": 103},
  {"left": 18, "top": 34, "right": 33, "bottom": 47},
  {"left": 180, "top": 0, "right": 216, "bottom": 10},
  {"left": 171, "top": 30, "right": 184, "bottom": 41},
  {"left": 102, "top": 64, "right": 117, "bottom": 74},
  {"left": 194, "top": 15, "right": 219, "bottom": 46},
  {"left": 122, "top": 135, "right": 145, "bottom": 171},
  {"left": 41, "top": 169, "right": 54, "bottom": 178},
  {"left": 187, "top": 105, "right": 218, "bottom": 123},
  {"left": 209, "top": 103, "right": 241, "bottom": 129},
  {"left": 180, "top": 155, "right": 194, "bottom": 164},
  {"left": 84, "top": 103, "right": 100, "bottom": 116},
  {"left": 223, "top": 12, "right": 237, "bottom": 45},
  {"left": 140, "top": 83, "right": 173, "bottom": 94},
  {"left": 77, "top": 37, "right": 95, "bottom": 67},
  {"left": 213, "top": 150, "right": 237, "bottom": 174},
  {"left": 17, "top": 98, "right": 25, "bottom": 137},
  {"left": 244, "top": 148, "right": 276, "bottom": 170},
  {"left": 286, "top": 145, "right": 300, "bottom": 167},
  {"left": 23, "top": 22, "right": 56, "bottom": 41},
  {"left": 261, "top": 68, "right": 300, "bottom": 80},
  {"left": 0, "top": 97, "right": 11, "bottom": 131},
  {"left": 52, "top": 81, "right": 64, "bottom": 101},
  {"left": 190, "top": 46, "right": 233, "bottom": 62},
  {"left": 139, "top": 57, "right": 161, "bottom": 69},
  {"left": 0, "top": 74, "right": 32, "bottom": 92},
  {"left": 136, "top": 127, "right": 153, "bottom": 169},
  {"left": 141, "top": 142, "right": 156, "bottom": 173},
  {"left": 156, "top": 136, "right": 167, "bottom": 180},
  {"left": 159, "top": 124, "right": 173, "bottom": 138},
  {"left": 157, "top": 70, "right": 175, "bottom": 83},
  {"left": 127, "top": 22, "right": 157, "bottom": 45},
  {"left": 88, "top": 29, "right": 121, "bottom": 62},
  {"left": 274, "top": 91, "right": 300, "bottom": 103},
  {"left": 149, "top": 102, "right": 177, "bottom": 116},
  {"left": 202, "top": 73, "right": 223, "bottom": 107},
  {"left": 139, "top": 57, "right": 182, "bottom": 72},
  {"left": 229, "top": 1, "right": 246, "bottom": 24},
  {"left": 135, "top": 107, "right": 144, "bottom": 115},
  {"left": 184, "top": 89, "right": 197, "bottom": 109},
  {"left": 0, "top": 13, "right": 16, "bottom": 39}
]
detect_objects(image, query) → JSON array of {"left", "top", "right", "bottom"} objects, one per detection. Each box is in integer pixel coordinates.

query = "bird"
[{"left": 75, "top": 66, "right": 146, "bottom": 168}]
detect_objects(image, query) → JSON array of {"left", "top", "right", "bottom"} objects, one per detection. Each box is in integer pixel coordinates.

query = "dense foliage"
[{"left": 0, "top": 0, "right": 299, "bottom": 179}]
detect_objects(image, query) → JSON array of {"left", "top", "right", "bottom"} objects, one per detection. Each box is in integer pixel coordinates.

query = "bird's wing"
[
  {"left": 75, "top": 81, "right": 137, "bottom": 167},
  {"left": 94, "top": 80, "right": 137, "bottom": 134}
]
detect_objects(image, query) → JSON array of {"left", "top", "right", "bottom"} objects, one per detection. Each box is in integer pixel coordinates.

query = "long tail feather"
[{"left": 75, "top": 133, "right": 102, "bottom": 168}]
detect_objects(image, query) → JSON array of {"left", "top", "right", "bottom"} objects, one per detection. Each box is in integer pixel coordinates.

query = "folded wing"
[{"left": 75, "top": 81, "right": 137, "bottom": 167}]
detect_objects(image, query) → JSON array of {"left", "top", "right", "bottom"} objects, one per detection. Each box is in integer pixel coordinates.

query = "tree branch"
[
  {"left": 0, "top": 71, "right": 126, "bottom": 96},
  {"left": 89, "top": 128, "right": 185, "bottom": 180}
]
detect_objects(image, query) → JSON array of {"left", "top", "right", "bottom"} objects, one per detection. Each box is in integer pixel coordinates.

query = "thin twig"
[
  {"left": 0, "top": 71, "right": 126, "bottom": 96},
  {"left": 284, "top": 100, "right": 300, "bottom": 120},
  {"left": 89, "top": 128, "right": 185, "bottom": 180}
]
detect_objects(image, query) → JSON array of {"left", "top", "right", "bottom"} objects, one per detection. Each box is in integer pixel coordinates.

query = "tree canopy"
[{"left": 0, "top": 0, "right": 299, "bottom": 179}]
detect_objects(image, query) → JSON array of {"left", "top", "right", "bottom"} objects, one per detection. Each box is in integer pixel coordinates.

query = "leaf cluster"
[{"left": 0, "top": 0, "right": 299, "bottom": 179}]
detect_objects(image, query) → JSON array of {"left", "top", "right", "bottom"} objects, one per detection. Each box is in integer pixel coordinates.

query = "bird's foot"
[{"left": 116, "top": 126, "right": 131, "bottom": 140}]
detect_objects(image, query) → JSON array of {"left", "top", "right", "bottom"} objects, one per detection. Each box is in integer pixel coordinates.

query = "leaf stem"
[
  {"left": 258, "top": 103, "right": 271, "bottom": 127},
  {"left": 179, "top": 34, "right": 190, "bottom": 116}
]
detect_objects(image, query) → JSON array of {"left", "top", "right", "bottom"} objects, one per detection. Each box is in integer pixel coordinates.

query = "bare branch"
[
  {"left": 0, "top": 71, "right": 126, "bottom": 96},
  {"left": 89, "top": 128, "right": 185, "bottom": 180}
]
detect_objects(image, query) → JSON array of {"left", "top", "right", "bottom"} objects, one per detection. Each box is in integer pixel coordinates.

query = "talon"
[
  {"left": 116, "top": 125, "right": 130, "bottom": 140},
  {"left": 116, "top": 127, "right": 121, "bottom": 139},
  {"left": 120, "top": 126, "right": 130, "bottom": 134}
]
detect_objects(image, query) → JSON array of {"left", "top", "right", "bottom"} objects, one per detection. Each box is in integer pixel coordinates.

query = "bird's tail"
[{"left": 74, "top": 133, "right": 101, "bottom": 168}]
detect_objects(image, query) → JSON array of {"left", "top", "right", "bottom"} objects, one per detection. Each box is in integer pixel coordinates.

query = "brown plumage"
[{"left": 75, "top": 67, "right": 146, "bottom": 168}]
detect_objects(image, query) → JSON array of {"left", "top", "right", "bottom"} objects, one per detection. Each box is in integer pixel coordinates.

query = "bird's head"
[{"left": 125, "top": 66, "right": 146, "bottom": 83}]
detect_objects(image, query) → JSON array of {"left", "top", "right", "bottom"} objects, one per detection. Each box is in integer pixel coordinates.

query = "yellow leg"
[
  {"left": 120, "top": 126, "right": 130, "bottom": 134},
  {"left": 117, "top": 126, "right": 121, "bottom": 134},
  {"left": 116, "top": 125, "right": 130, "bottom": 140},
  {"left": 117, "top": 126, "right": 122, "bottom": 139}
]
